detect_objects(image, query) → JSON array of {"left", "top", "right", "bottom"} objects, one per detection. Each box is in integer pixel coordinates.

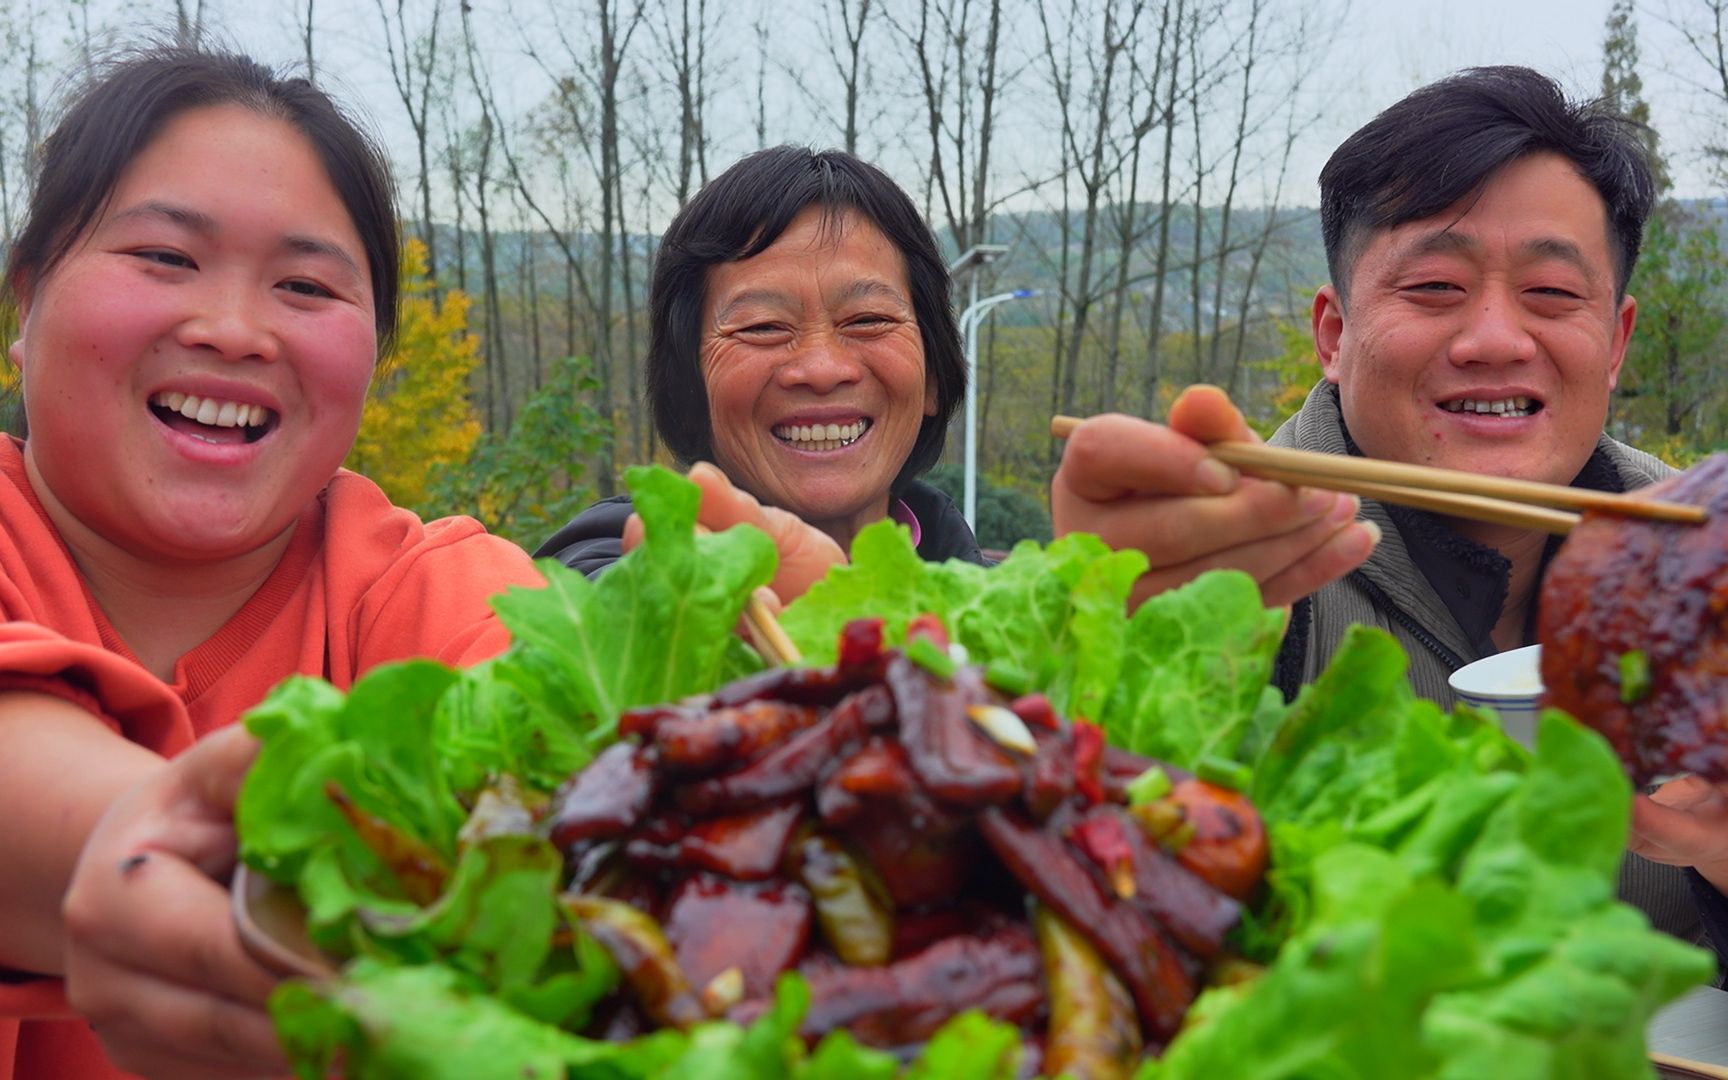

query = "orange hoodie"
[{"left": 0, "top": 438, "right": 544, "bottom": 1079}]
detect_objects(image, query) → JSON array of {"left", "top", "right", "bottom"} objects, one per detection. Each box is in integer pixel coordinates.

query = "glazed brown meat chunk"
[{"left": 1539, "top": 454, "right": 1728, "bottom": 784}]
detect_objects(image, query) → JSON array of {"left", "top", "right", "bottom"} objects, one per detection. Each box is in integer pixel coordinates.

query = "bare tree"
[
  {"left": 376, "top": 0, "right": 447, "bottom": 280},
  {"left": 298, "top": 0, "right": 316, "bottom": 82},
  {"left": 0, "top": 2, "right": 47, "bottom": 242},
  {"left": 813, "top": 0, "right": 877, "bottom": 154},
  {"left": 1036, "top": 0, "right": 1146, "bottom": 419},
  {"left": 174, "top": 0, "right": 205, "bottom": 47},
  {"left": 893, "top": 0, "right": 1017, "bottom": 254},
  {"left": 649, "top": 0, "right": 717, "bottom": 204},
  {"left": 752, "top": 6, "right": 772, "bottom": 145},
  {"left": 515, "top": 0, "right": 648, "bottom": 492},
  {"left": 1654, "top": 1, "right": 1728, "bottom": 191},
  {"left": 1140, "top": 0, "right": 1186, "bottom": 416},
  {"left": 457, "top": 4, "right": 509, "bottom": 429},
  {"left": 1097, "top": 0, "right": 1175, "bottom": 412}
]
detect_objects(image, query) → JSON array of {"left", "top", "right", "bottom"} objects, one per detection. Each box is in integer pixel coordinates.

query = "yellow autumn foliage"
[{"left": 344, "top": 238, "right": 482, "bottom": 509}]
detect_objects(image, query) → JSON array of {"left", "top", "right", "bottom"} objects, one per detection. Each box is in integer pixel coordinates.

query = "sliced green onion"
[
  {"left": 1125, "top": 765, "right": 1173, "bottom": 807},
  {"left": 1196, "top": 756, "right": 1252, "bottom": 793},
  {"left": 1619, "top": 650, "right": 1651, "bottom": 705},
  {"left": 906, "top": 636, "right": 957, "bottom": 680},
  {"left": 984, "top": 659, "right": 1032, "bottom": 697}
]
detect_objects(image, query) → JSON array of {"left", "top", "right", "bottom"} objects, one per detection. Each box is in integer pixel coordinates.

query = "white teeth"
[
  {"left": 150, "top": 391, "right": 273, "bottom": 430},
  {"left": 773, "top": 419, "right": 870, "bottom": 448},
  {"left": 1443, "top": 396, "right": 1535, "bottom": 418}
]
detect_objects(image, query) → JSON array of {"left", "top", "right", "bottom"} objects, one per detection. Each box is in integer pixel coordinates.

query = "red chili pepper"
[
  {"left": 838, "top": 618, "right": 886, "bottom": 674},
  {"left": 1072, "top": 718, "right": 1105, "bottom": 805},
  {"left": 1009, "top": 692, "right": 1060, "bottom": 731},
  {"left": 904, "top": 612, "right": 950, "bottom": 650},
  {"left": 1071, "top": 812, "right": 1136, "bottom": 898}
]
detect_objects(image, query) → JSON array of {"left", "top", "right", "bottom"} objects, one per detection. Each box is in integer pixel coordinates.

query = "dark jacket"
[
  {"left": 1269, "top": 381, "right": 1674, "bottom": 704},
  {"left": 534, "top": 478, "right": 988, "bottom": 577},
  {"left": 1268, "top": 381, "right": 1699, "bottom": 946},
  {"left": 1690, "top": 871, "right": 1728, "bottom": 981}
]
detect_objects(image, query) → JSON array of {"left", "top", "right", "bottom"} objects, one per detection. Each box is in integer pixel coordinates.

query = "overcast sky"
[
  {"left": 1300, "top": 1, "right": 1719, "bottom": 202},
  {"left": 25, "top": 0, "right": 1727, "bottom": 213}
]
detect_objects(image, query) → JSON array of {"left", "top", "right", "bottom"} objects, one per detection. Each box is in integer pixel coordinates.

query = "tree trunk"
[{"left": 1141, "top": 0, "right": 1184, "bottom": 417}]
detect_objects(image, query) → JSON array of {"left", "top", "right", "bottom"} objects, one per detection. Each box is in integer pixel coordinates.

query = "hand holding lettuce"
[{"left": 236, "top": 467, "right": 1711, "bottom": 1079}]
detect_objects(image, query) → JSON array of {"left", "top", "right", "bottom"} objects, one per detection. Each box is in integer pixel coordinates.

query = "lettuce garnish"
[{"left": 237, "top": 468, "right": 1710, "bottom": 1079}]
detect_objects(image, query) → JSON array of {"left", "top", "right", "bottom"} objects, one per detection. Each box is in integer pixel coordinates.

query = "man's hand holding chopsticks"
[{"left": 1051, "top": 385, "right": 1380, "bottom": 611}]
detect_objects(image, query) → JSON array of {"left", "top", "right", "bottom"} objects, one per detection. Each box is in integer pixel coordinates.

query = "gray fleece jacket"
[
  {"left": 1267, "top": 380, "right": 1700, "bottom": 944},
  {"left": 1269, "top": 381, "right": 1674, "bottom": 704}
]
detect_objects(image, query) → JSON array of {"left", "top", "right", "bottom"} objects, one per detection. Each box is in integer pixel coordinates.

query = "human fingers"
[
  {"left": 65, "top": 835, "right": 280, "bottom": 1008},
  {"left": 1068, "top": 473, "right": 1357, "bottom": 571},
  {"left": 176, "top": 725, "right": 261, "bottom": 818},
  {"left": 1052, "top": 414, "right": 1240, "bottom": 506},
  {"left": 149, "top": 727, "right": 259, "bottom": 879},
  {"left": 1244, "top": 518, "right": 1380, "bottom": 609},
  {"left": 622, "top": 465, "right": 768, "bottom": 550},
  {"left": 1124, "top": 503, "right": 1377, "bottom": 610},
  {"left": 1646, "top": 773, "right": 1725, "bottom": 812},
  {"left": 1166, "top": 384, "right": 1257, "bottom": 444},
  {"left": 1628, "top": 780, "right": 1728, "bottom": 867},
  {"left": 689, "top": 462, "right": 845, "bottom": 602},
  {"left": 72, "top": 956, "right": 285, "bottom": 1079}
]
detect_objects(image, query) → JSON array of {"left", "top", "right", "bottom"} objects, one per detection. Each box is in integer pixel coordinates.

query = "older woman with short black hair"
[
  {"left": 541, "top": 146, "right": 981, "bottom": 577},
  {"left": 540, "top": 145, "right": 1376, "bottom": 612}
]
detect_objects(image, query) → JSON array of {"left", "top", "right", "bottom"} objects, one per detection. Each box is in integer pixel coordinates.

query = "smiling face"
[
  {"left": 1313, "top": 152, "right": 1636, "bottom": 489},
  {"left": 11, "top": 103, "right": 377, "bottom": 569},
  {"left": 700, "top": 207, "right": 935, "bottom": 548}
]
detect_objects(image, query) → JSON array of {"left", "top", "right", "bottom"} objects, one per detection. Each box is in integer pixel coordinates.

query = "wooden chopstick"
[
  {"left": 744, "top": 598, "right": 802, "bottom": 666},
  {"left": 1050, "top": 414, "right": 1707, "bottom": 535},
  {"left": 694, "top": 524, "right": 802, "bottom": 665}
]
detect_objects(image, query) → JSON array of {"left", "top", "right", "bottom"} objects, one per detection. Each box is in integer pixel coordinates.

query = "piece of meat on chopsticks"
[{"left": 1539, "top": 454, "right": 1728, "bottom": 784}]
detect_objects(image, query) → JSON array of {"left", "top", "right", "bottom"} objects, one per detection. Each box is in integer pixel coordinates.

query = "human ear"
[
  {"left": 1313, "top": 285, "right": 1346, "bottom": 384},
  {"left": 1606, "top": 293, "right": 1636, "bottom": 391},
  {"left": 6, "top": 286, "right": 25, "bottom": 379}
]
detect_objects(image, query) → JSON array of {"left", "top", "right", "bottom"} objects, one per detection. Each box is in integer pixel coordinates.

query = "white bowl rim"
[{"left": 1448, "top": 643, "right": 1544, "bottom": 702}]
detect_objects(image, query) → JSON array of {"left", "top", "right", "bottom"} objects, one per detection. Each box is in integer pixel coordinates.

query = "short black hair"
[
  {"left": 5, "top": 43, "right": 399, "bottom": 349},
  {"left": 1321, "top": 65, "right": 1655, "bottom": 302},
  {"left": 647, "top": 145, "right": 964, "bottom": 491}
]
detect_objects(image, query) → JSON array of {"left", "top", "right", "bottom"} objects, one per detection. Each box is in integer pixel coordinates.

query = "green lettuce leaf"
[
  {"left": 272, "top": 965, "right": 1019, "bottom": 1080},
  {"left": 488, "top": 465, "right": 776, "bottom": 753},
  {"left": 1100, "top": 571, "right": 1287, "bottom": 763},
  {"left": 1142, "top": 631, "right": 1714, "bottom": 1080},
  {"left": 782, "top": 524, "right": 1282, "bottom": 765},
  {"left": 239, "top": 482, "right": 1711, "bottom": 1079},
  {"left": 270, "top": 960, "right": 683, "bottom": 1080},
  {"left": 237, "top": 661, "right": 465, "bottom": 932}
]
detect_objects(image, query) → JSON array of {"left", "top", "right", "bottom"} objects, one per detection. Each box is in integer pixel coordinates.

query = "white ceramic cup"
[{"left": 1448, "top": 643, "right": 1544, "bottom": 749}]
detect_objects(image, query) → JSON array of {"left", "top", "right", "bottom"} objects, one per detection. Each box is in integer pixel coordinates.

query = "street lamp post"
[{"left": 956, "top": 288, "right": 1036, "bottom": 531}]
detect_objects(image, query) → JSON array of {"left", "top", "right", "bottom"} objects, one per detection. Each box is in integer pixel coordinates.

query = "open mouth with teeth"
[
  {"left": 772, "top": 418, "right": 871, "bottom": 452},
  {"left": 1439, "top": 396, "right": 1542, "bottom": 420},
  {"left": 148, "top": 391, "right": 277, "bottom": 445}
]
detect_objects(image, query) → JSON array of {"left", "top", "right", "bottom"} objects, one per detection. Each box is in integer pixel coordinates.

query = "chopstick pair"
[
  {"left": 1049, "top": 414, "right": 1708, "bottom": 536},
  {"left": 694, "top": 524, "right": 802, "bottom": 665},
  {"left": 743, "top": 597, "right": 801, "bottom": 666}
]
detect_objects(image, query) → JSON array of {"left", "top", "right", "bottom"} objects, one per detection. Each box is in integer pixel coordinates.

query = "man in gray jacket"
[{"left": 1269, "top": 65, "right": 1698, "bottom": 939}]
